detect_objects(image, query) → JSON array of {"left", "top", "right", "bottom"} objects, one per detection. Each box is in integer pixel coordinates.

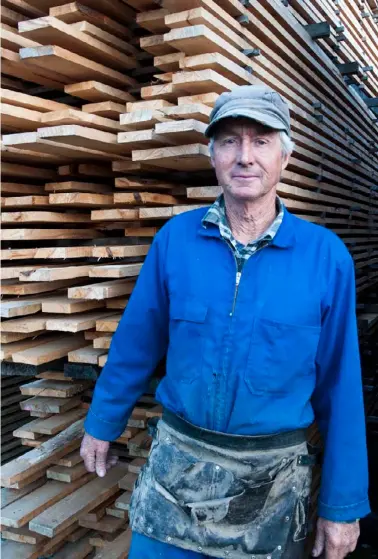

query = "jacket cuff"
[
  {"left": 318, "top": 498, "right": 371, "bottom": 522},
  {"left": 84, "top": 408, "right": 126, "bottom": 442}
]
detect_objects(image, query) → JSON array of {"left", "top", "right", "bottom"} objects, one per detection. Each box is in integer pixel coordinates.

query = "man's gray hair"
[{"left": 208, "top": 131, "right": 295, "bottom": 158}]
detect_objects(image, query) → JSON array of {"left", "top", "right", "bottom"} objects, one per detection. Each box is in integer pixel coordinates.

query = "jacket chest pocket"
[
  {"left": 167, "top": 297, "right": 208, "bottom": 384},
  {"left": 245, "top": 317, "right": 321, "bottom": 395}
]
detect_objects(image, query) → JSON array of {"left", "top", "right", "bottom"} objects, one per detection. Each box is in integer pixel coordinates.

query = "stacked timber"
[{"left": 1, "top": 0, "right": 378, "bottom": 557}]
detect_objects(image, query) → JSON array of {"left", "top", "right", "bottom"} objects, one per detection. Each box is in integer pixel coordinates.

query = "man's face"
[{"left": 211, "top": 118, "right": 290, "bottom": 202}]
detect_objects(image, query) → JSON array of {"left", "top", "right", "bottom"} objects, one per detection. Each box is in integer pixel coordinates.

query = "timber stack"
[{"left": 1, "top": 0, "right": 378, "bottom": 557}]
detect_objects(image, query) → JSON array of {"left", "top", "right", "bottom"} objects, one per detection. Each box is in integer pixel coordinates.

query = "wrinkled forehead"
[{"left": 212, "top": 117, "right": 279, "bottom": 139}]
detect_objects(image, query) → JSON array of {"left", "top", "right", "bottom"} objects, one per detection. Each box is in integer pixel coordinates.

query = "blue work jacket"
[{"left": 85, "top": 205, "right": 370, "bottom": 522}]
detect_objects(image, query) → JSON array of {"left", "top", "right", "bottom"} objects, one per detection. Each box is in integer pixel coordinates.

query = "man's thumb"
[{"left": 312, "top": 523, "right": 325, "bottom": 557}]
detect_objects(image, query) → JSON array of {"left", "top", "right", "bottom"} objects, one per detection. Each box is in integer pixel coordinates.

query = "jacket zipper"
[{"left": 227, "top": 242, "right": 243, "bottom": 317}]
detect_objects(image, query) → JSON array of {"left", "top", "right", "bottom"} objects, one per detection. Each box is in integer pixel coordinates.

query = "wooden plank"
[
  {"left": 46, "top": 311, "right": 116, "bottom": 333},
  {"left": 114, "top": 492, "right": 131, "bottom": 511},
  {"left": 54, "top": 449, "right": 82, "bottom": 468},
  {"left": 0, "top": 87, "right": 70, "bottom": 112},
  {"left": 92, "top": 527, "right": 131, "bottom": 558},
  {"left": 155, "top": 118, "right": 207, "bottom": 143},
  {"left": 20, "top": 45, "right": 136, "bottom": 88},
  {"left": 1, "top": 103, "right": 42, "bottom": 131},
  {"left": 68, "top": 279, "right": 135, "bottom": 300},
  {"left": 1, "top": 46, "right": 66, "bottom": 89},
  {"left": 119, "top": 108, "right": 169, "bottom": 131},
  {"left": 19, "top": 265, "right": 91, "bottom": 282},
  {"left": 2, "top": 210, "right": 90, "bottom": 225},
  {"left": 12, "top": 336, "right": 88, "bottom": 366},
  {"left": 89, "top": 264, "right": 142, "bottom": 279},
  {"left": 41, "top": 108, "right": 122, "bottom": 133},
  {"left": 41, "top": 296, "right": 103, "bottom": 314},
  {"left": 117, "top": 472, "right": 138, "bottom": 492},
  {"left": 50, "top": 2, "right": 132, "bottom": 40},
  {"left": 29, "top": 463, "right": 129, "bottom": 538},
  {"left": 1, "top": 182, "right": 45, "bottom": 195},
  {"left": 1, "top": 331, "right": 45, "bottom": 344},
  {"left": 0, "top": 315, "right": 49, "bottom": 334},
  {"left": 163, "top": 24, "right": 252, "bottom": 66},
  {"left": 70, "top": 20, "right": 137, "bottom": 56},
  {"left": 1, "top": 475, "right": 93, "bottom": 528},
  {"left": 0, "top": 299, "right": 42, "bottom": 319},
  {"left": 96, "top": 314, "right": 121, "bottom": 332},
  {"left": 93, "top": 336, "right": 112, "bottom": 349},
  {"left": 114, "top": 177, "right": 175, "bottom": 190},
  {"left": 48, "top": 535, "right": 93, "bottom": 559},
  {"left": 46, "top": 462, "right": 88, "bottom": 483},
  {"left": 132, "top": 143, "right": 211, "bottom": 170},
  {"left": 0, "top": 419, "right": 84, "bottom": 486},
  {"left": 19, "top": 379, "right": 89, "bottom": 398},
  {"left": 2, "top": 131, "right": 126, "bottom": 162},
  {"left": 15, "top": 409, "right": 86, "bottom": 437},
  {"left": 3, "top": 0, "right": 45, "bottom": 18},
  {"left": 1, "top": 228, "right": 101, "bottom": 242},
  {"left": 48, "top": 192, "right": 113, "bottom": 207},
  {"left": 82, "top": 101, "right": 125, "bottom": 119},
  {"left": 79, "top": 514, "right": 126, "bottom": 533},
  {"left": 45, "top": 181, "right": 112, "bottom": 193},
  {"left": 92, "top": 245, "right": 149, "bottom": 258},
  {"left": 0, "top": 279, "right": 84, "bottom": 296},
  {"left": 0, "top": 525, "right": 47, "bottom": 545},
  {"left": 1, "top": 337, "right": 51, "bottom": 362},
  {"left": 1, "top": 161, "right": 56, "bottom": 180},
  {"left": 165, "top": 7, "right": 250, "bottom": 50},
  {"left": 37, "top": 125, "right": 127, "bottom": 155},
  {"left": 65, "top": 80, "right": 135, "bottom": 102},
  {"left": 68, "top": 345, "right": 107, "bottom": 364},
  {"left": 20, "top": 395, "right": 81, "bottom": 414},
  {"left": 1, "top": 478, "right": 46, "bottom": 508}
]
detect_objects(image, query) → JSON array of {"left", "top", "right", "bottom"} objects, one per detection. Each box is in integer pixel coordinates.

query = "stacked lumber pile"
[{"left": 1, "top": 0, "right": 378, "bottom": 556}]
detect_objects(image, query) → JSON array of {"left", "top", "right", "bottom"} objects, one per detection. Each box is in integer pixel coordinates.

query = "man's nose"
[{"left": 237, "top": 138, "right": 255, "bottom": 166}]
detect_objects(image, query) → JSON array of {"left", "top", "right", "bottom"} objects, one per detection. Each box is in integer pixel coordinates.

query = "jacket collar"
[{"left": 199, "top": 201, "right": 296, "bottom": 249}]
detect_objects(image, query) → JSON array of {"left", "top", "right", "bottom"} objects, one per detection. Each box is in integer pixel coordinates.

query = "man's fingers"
[
  {"left": 80, "top": 439, "right": 96, "bottom": 473},
  {"left": 312, "top": 520, "right": 325, "bottom": 557},
  {"left": 95, "top": 447, "right": 108, "bottom": 478}
]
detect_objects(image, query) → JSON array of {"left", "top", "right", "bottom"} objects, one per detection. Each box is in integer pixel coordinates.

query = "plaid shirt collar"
[{"left": 202, "top": 194, "right": 284, "bottom": 260}]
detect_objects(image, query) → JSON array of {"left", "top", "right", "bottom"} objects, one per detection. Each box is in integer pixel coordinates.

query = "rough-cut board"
[
  {"left": 41, "top": 108, "right": 122, "bottom": 133},
  {"left": 68, "top": 345, "right": 107, "bottom": 364},
  {"left": 45, "top": 311, "right": 116, "bottom": 333},
  {"left": 12, "top": 335, "right": 88, "bottom": 366},
  {"left": 0, "top": 419, "right": 84, "bottom": 487},
  {"left": 14, "top": 409, "right": 86, "bottom": 437},
  {"left": 68, "top": 279, "right": 135, "bottom": 300},
  {"left": 19, "top": 379, "right": 90, "bottom": 398},
  {"left": 20, "top": 45, "right": 136, "bottom": 88},
  {"left": 1, "top": 475, "right": 94, "bottom": 529},
  {"left": 79, "top": 513, "right": 126, "bottom": 533},
  {"left": 18, "top": 16, "right": 137, "bottom": 71},
  {"left": 50, "top": 2, "right": 132, "bottom": 40},
  {"left": 20, "top": 395, "right": 82, "bottom": 414},
  {"left": 132, "top": 143, "right": 211, "bottom": 170},
  {"left": 1, "top": 87, "right": 70, "bottom": 112},
  {"left": 29, "top": 463, "right": 129, "bottom": 537},
  {"left": 92, "top": 527, "right": 131, "bottom": 558},
  {"left": 65, "top": 80, "right": 135, "bottom": 103},
  {"left": 46, "top": 462, "right": 88, "bottom": 483},
  {"left": 41, "top": 296, "right": 104, "bottom": 314}
]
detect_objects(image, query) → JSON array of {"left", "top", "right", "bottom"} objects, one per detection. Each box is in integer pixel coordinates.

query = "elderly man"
[{"left": 81, "top": 85, "right": 370, "bottom": 559}]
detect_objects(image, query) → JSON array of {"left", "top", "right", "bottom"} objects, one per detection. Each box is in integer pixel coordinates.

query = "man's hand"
[
  {"left": 80, "top": 433, "right": 118, "bottom": 478},
  {"left": 312, "top": 517, "right": 360, "bottom": 558}
]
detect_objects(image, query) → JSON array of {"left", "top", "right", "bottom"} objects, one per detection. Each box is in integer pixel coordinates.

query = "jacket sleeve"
[
  {"left": 84, "top": 230, "right": 169, "bottom": 441},
  {"left": 311, "top": 253, "right": 370, "bottom": 522}
]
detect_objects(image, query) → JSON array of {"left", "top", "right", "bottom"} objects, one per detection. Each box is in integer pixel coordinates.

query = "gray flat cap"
[{"left": 205, "top": 84, "right": 291, "bottom": 137}]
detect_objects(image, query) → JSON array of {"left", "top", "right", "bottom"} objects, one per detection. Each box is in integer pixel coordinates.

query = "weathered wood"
[
  {"left": 20, "top": 395, "right": 81, "bottom": 414},
  {"left": 19, "top": 379, "right": 90, "bottom": 398},
  {"left": 93, "top": 527, "right": 131, "bottom": 559},
  {"left": 20, "top": 45, "right": 136, "bottom": 89},
  {"left": 12, "top": 336, "right": 88, "bottom": 366},
  {"left": 46, "top": 461, "right": 88, "bottom": 483},
  {"left": 0, "top": 419, "right": 84, "bottom": 486},
  {"left": 29, "top": 463, "right": 129, "bottom": 538},
  {"left": 1, "top": 474, "right": 93, "bottom": 528},
  {"left": 68, "top": 279, "right": 135, "bottom": 300}
]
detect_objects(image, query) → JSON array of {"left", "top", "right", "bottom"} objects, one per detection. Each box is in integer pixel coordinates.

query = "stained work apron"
[{"left": 130, "top": 410, "right": 313, "bottom": 559}]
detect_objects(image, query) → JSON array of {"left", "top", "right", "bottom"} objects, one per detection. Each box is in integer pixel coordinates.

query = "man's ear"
[{"left": 281, "top": 154, "right": 290, "bottom": 172}]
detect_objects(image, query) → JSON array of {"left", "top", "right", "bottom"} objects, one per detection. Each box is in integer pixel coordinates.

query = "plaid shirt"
[{"left": 202, "top": 194, "right": 284, "bottom": 271}]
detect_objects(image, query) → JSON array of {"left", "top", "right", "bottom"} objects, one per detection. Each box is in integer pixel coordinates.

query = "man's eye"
[
  {"left": 223, "top": 138, "right": 236, "bottom": 145},
  {"left": 256, "top": 139, "right": 268, "bottom": 146}
]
